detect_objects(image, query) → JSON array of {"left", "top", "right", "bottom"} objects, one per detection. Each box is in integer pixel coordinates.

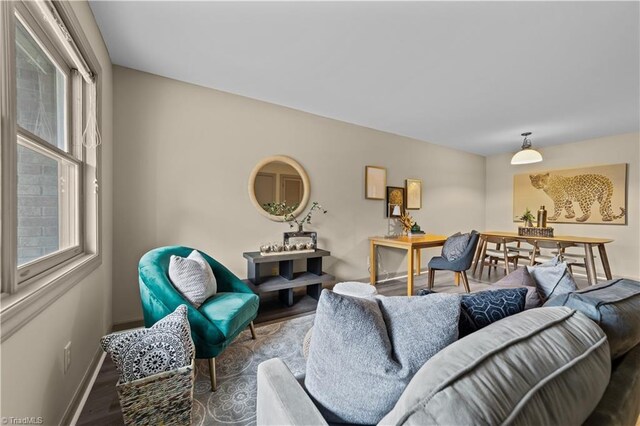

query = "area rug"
[{"left": 191, "top": 315, "right": 314, "bottom": 426}]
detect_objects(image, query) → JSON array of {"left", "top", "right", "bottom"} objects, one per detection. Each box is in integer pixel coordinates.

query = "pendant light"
[{"left": 511, "top": 132, "right": 543, "bottom": 165}]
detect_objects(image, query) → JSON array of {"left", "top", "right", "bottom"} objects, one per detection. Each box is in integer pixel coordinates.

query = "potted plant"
[{"left": 519, "top": 208, "right": 535, "bottom": 227}]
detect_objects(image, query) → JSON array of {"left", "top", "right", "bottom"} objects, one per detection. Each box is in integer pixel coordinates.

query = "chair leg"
[
  {"left": 249, "top": 321, "right": 257, "bottom": 340},
  {"left": 209, "top": 358, "right": 217, "bottom": 392},
  {"left": 460, "top": 271, "right": 471, "bottom": 293},
  {"left": 428, "top": 268, "right": 435, "bottom": 289}
]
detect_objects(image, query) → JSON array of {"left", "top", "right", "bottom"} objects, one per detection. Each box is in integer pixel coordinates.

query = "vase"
[{"left": 297, "top": 223, "right": 304, "bottom": 232}]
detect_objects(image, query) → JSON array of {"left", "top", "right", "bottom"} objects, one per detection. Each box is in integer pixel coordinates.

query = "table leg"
[
  {"left": 584, "top": 243, "right": 598, "bottom": 285},
  {"left": 407, "top": 248, "right": 414, "bottom": 296},
  {"left": 370, "top": 241, "right": 376, "bottom": 285},
  {"left": 597, "top": 244, "right": 613, "bottom": 280},
  {"left": 454, "top": 272, "right": 460, "bottom": 286},
  {"left": 502, "top": 243, "right": 511, "bottom": 275},
  {"left": 415, "top": 249, "right": 421, "bottom": 275}
]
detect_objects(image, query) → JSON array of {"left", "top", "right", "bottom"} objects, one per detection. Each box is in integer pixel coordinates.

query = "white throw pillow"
[{"left": 168, "top": 250, "right": 217, "bottom": 307}]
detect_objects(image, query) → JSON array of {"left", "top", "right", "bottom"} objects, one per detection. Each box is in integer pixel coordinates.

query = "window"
[{"left": 1, "top": 0, "right": 101, "bottom": 327}]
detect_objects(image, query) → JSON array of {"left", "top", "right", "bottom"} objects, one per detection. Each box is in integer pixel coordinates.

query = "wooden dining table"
[
  {"left": 369, "top": 234, "right": 448, "bottom": 296},
  {"left": 472, "top": 231, "right": 614, "bottom": 286}
]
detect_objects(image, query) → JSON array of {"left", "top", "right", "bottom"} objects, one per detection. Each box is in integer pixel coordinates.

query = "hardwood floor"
[{"left": 77, "top": 268, "right": 588, "bottom": 425}]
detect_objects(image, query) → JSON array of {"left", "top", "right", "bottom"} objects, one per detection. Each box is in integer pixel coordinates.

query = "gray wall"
[
  {"left": 112, "top": 65, "right": 487, "bottom": 324},
  {"left": 485, "top": 132, "right": 640, "bottom": 280}
]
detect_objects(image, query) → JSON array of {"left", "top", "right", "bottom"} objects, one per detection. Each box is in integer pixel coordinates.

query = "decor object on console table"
[{"left": 243, "top": 249, "right": 334, "bottom": 307}]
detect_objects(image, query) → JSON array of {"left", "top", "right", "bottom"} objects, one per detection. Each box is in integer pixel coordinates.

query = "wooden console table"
[
  {"left": 242, "top": 249, "right": 334, "bottom": 307},
  {"left": 473, "top": 231, "right": 614, "bottom": 286},
  {"left": 369, "top": 234, "right": 447, "bottom": 296}
]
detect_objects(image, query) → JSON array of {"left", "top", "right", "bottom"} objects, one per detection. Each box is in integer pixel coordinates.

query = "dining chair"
[
  {"left": 427, "top": 231, "right": 480, "bottom": 293},
  {"left": 476, "top": 235, "right": 520, "bottom": 279}
]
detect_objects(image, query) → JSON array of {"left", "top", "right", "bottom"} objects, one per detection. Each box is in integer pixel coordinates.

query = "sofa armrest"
[{"left": 257, "top": 358, "right": 328, "bottom": 426}]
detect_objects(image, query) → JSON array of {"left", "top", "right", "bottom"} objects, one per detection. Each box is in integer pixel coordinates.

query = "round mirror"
[{"left": 248, "top": 155, "right": 310, "bottom": 222}]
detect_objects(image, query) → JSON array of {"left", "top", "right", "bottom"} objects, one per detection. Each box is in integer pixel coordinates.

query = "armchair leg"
[
  {"left": 209, "top": 358, "right": 217, "bottom": 392},
  {"left": 249, "top": 321, "right": 257, "bottom": 340},
  {"left": 428, "top": 268, "right": 435, "bottom": 289}
]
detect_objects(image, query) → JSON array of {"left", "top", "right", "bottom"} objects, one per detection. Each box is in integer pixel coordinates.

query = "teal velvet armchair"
[{"left": 139, "top": 246, "right": 259, "bottom": 391}]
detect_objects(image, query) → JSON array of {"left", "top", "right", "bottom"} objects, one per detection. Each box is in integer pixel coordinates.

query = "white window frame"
[{"left": 0, "top": 0, "right": 102, "bottom": 340}]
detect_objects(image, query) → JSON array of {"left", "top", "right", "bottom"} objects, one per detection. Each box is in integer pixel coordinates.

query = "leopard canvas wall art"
[{"left": 513, "top": 164, "right": 627, "bottom": 225}]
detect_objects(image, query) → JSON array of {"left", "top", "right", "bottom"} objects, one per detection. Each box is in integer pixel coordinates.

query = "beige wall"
[
  {"left": 485, "top": 132, "right": 640, "bottom": 280},
  {"left": 112, "top": 65, "right": 486, "bottom": 324},
  {"left": 0, "top": 2, "right": 113, "bottom": 423}
]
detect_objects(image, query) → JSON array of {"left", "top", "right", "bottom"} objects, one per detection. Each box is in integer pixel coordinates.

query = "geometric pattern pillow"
[
  {"left": 459, "top": 288, "right": 528, "bottom": 337},
  {"left": 168, "top": 250, "right": 217, "bottom": 308},
  {"left": 100, "top": 305, "right": 194, "bottom": 382},
  {"left": 527, "top": 256, "right": 578, "bottom": 302},
  {"left": 441, "top": 232, "right": 471, "bottom": 261}
]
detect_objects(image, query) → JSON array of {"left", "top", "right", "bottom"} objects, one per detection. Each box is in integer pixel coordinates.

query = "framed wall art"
[
  {"left": 386, "top": 186, "right": 405, "bottom": 217},
  {"left": 365, "top": 166, "right": 386, "bottom": 200},
  {"left": 405, "top": 178, "right": 422, "bottom": 210},
  {"left": 513, "top": 163, "right": 627, "bottom": 225}
]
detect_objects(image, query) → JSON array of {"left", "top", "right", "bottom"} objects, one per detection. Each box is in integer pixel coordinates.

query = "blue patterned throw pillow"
[
  {"left": 459, "top": 288, "right": 528, "bottom": 337},
  {"left": 101, "top": 305, "right": 194, "bottom": 382},
  {"left": 417, "top": 288, "right": 528, "bottom": 338}
]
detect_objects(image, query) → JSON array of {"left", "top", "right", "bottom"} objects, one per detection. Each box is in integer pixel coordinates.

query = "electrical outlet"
[{"left": 64, "top": 341, "right": 71, "bottom": 374}]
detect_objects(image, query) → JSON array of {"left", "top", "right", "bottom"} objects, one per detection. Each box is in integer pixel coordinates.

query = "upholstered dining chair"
[
  {"left": 138, "top": 246, "right": 259, "bottom": 391},
  {"left": 427, "top": 231, "right": 480, "bottom": 293}
]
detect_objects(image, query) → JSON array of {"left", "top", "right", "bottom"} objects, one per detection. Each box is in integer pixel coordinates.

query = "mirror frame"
[{"left": 248, "top": 155, "right": 310, "bottom": 222}]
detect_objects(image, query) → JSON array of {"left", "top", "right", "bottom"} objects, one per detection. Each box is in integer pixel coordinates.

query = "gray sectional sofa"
[{"left": 256, "top": 279, "right": 640, "bottom": 425}]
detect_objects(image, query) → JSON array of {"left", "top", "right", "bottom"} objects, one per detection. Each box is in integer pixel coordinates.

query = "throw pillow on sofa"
[
  {"left": 492, "top": 267, "right": 542, "bottom": 309},
  {"left": 527, "top": 256, "right": 577, "bottom": 301},
  {"left": 380, "top": 307, "right": 611, "bottom": 425},
  {"left": 418, "top": 288, "right": 528, "bottom": 337},
  {"left": 101, "top": 305, "right": 194, "bottom": 382},
  {"left": 168, "top": 250, "right": 217, "bottom": 308},
  {"left": 305, "top": 290, "right": 461, "bottom": 425},
  {"left": 459, "top": 288, "right": 528, "bottom": 337},
  {"left": 545, "top": 278, "right": 640, "bottom": 359},
  {"left": 441, "top": 232, "right": 471, "bottom": 261}
]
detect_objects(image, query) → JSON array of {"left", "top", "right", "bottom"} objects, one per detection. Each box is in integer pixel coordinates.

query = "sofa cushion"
[
  {"left": 380, "top": 307, "right": 611, "bottom": 426},
  {"left": 441, "top": 232, "right": 470, "bottom": 261},
  {"left": 305, "top": 290, "right": 460, "bottom": 425},
  {"left": 168, "top": 250, "right": 217, "bottom": 307},
  {"left": 492, "top": 267, "right": 542, "bottom": 309},
  {"left": 458, "top": 288, "right": 527, "bottom": 337},
  {"left": 527, "top": 256, "right": 577, "bottom": 301},
  {"left": 101, "top": 305, "right": 194, "bottom": 382},
  {"left": 544, "top": 278, "right": 640, "bottom": 359},
  {"left": 199, "top": 292, "right": 259, "bottom": 338}
]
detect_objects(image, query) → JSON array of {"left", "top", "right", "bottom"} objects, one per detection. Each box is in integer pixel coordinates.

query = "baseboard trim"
[{"left": 63, "top": 347, "right": 105, "bottom": 426}]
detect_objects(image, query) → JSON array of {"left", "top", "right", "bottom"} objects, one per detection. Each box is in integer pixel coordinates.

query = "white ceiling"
[{"left": 89, "top": 1, "right": 640, "bottom": 156}]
